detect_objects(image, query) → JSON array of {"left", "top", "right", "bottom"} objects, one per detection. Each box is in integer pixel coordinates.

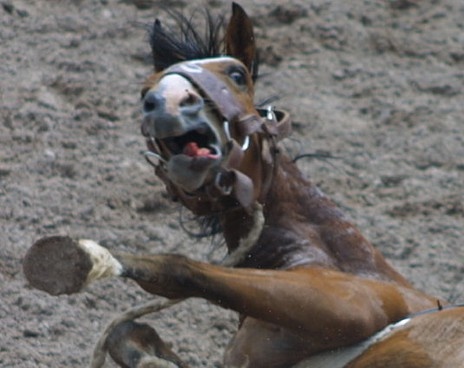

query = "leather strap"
[
  {"left": 257, "top": 108, "right": 292, "bottom": 142},
  {"left": 164, "top": 63, "right": 248, "bottom": 126}
]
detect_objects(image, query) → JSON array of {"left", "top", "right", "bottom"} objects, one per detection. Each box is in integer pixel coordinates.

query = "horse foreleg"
[
  {"left": 24, "top": 236, "right": 189, "bottom": 368},
  {"left": 24, "top": 236, "right": 437, "bottom": 356}
]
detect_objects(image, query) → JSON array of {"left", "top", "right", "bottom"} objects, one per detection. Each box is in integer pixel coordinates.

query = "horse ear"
[
  {"left": 225, "top": 3, "right": 257, "bottom": 74},
  {"left": 151, "top": 19, "right": 166, "bottom": 73}
]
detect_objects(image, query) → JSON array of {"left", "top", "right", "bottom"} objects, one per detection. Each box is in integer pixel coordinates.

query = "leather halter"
[{"left": 145, "top": 60, "right": 292, "bottom": 215}]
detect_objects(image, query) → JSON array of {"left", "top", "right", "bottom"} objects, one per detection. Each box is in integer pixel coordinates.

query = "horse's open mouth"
[
  {"left": 158, "top": 123, "right": 221, "bottom": 161},
  {"left": 148, "top": 123, "right": 223, "bottom": 192}
]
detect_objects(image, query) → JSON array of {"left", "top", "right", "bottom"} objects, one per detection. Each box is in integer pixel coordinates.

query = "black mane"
[{"left": 149, "top": 10, "right": 225, "bottom": 71}]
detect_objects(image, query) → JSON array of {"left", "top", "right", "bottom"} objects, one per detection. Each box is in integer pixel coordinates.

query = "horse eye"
[{"left": 229, "top": 70, "right": 247, "bottom": 86}]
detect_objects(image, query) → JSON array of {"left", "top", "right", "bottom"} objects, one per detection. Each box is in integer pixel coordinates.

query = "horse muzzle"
[{"left": 141, "top": 74, "right": 224, "bottom": 192}]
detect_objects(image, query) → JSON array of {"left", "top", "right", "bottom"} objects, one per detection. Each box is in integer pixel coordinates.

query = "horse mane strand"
[{"left": 149, "top": 10, "right": 225, "bottom": 71}]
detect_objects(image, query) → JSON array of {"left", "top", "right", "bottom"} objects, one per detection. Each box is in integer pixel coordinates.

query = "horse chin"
[{"left": 166, "top": 153, "right": 219, "bottom": 193}]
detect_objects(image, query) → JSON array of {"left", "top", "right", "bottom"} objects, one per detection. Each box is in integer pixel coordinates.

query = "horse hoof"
[
  {"left": 23, "top": 235, "right": 92, "bottom": 295},
  {"left": 106, "top": 320, "right": 186, "bottom": 368}
]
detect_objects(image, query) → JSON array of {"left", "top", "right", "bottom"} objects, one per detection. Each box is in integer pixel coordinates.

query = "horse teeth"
[{"left": 209, "top": 144, "right": 221, "bottom": 156}]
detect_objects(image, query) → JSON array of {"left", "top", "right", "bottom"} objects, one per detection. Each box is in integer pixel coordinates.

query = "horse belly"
[{"left": 223, "top": 317, "right": 314, "bottom": 368}]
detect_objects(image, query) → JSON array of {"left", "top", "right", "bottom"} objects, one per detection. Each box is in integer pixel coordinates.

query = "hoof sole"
[{"left": 23, "top": 236, "right": 92, "bottom": 295}]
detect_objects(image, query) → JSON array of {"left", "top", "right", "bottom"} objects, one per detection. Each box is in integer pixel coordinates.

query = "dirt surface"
[{"left": 1, "top": 0, "right": 463, "bottom": 367}]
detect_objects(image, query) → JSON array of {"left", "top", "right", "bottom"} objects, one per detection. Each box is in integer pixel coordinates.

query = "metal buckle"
[
  {"left": 143, "top": 151, "right": 166, "bottom": 167},
  {"left": 266, "top": 105, "right": 276, "bottom": 122},
  {"left": 223, "top": 120, "right": 250, "bottom": 152}
]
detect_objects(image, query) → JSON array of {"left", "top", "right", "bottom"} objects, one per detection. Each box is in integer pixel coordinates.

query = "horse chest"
[{"left": 237, "top": 225, "right": 337, "bottom": 270}]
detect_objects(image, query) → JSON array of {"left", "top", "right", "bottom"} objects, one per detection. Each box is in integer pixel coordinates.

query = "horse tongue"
[{"left": 183, "top": 142, "right": 211, "bottom": 157}]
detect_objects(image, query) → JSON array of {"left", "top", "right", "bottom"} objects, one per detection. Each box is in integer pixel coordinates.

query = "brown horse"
[{"left": 23, "top": 3, "right": 464, "bottom": 368}]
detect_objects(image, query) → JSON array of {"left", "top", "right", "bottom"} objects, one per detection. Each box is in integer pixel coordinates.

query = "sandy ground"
[{"left": 1, "top": 0, "right": 463, "bottom": 367}]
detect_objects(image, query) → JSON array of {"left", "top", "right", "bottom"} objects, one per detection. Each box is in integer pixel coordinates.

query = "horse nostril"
[
  {"left": 144, "top": 100, "right": 155, "bottom": 113},
  {"left": 143, "top": 91, "right": 162, "bottom": 114},
  {"left": 179, "top": 90, "right": 203, "bottom": 114},
  {"left": 180, "top": 90, "right": 199, "bottom": 106}
]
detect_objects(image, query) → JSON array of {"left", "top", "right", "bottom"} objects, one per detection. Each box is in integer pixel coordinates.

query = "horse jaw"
[{"left": 166, "top": 154, "right": 218, "bottom": 192}]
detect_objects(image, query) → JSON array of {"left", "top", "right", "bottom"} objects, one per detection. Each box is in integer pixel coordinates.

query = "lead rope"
[
  {"left": 219, "top": 106, "right": 279, "bottom": 267},
  {"left": 221, "top": 202, "right": 264, "bottom": 267}
]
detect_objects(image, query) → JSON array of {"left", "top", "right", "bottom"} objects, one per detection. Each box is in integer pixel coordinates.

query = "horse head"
[{"left": 140, "top": 3, "right": 289, "bottom": 216}]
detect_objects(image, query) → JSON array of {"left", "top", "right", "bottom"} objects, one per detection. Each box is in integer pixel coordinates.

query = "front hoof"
[{"left": 23, "top": 235, "right": 92, "bottom": 295}]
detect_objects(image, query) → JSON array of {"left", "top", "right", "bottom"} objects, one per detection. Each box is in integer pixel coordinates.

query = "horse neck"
[{"left": 220, "top": 155, "right": 410, "bottom": 285}]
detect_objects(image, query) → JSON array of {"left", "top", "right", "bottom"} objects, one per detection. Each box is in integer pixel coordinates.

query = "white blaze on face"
[
  {"left": 78, "top": 239, "right": 123, "bottom": 286},
  {"left": 156, "top": 74, "right": 197, "bottom": 116}
]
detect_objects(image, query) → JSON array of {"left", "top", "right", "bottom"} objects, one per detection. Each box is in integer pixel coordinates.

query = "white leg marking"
[{"left": 78, "top": 239, "right": 123, "bottom": 285}]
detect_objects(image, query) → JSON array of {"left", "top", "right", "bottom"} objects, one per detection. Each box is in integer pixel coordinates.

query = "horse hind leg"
[
  {"left": 224, "top": 317, "right": 311, "bottom": 368},
  {"left": 105, "top": 320, "right": 188, "bottom": 368}
]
